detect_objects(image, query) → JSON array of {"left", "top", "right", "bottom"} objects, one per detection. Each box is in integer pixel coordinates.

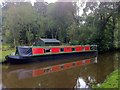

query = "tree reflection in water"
[
  {"left": 75, "top": 76, "right": 97, "bottom": 89},
  {"left": 75, "top": 77, "right": 89, "bottom": 88}
]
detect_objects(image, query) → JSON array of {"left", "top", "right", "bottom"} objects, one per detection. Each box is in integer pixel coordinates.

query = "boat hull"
[{"left": 5, "top": 51, "right": 97, "bottom": 64}]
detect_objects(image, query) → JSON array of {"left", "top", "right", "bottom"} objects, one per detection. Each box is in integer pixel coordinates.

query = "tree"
[
  {"left": 2, "top": 2, "right": 38, "bottom": 46},
  {"left": 80, "top": 1, "right": 120, "bottom": 51}
]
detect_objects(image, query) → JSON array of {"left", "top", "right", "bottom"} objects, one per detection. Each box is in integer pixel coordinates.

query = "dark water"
[{"left": 1, "top": 51, "right": 119, "bottom": 88}]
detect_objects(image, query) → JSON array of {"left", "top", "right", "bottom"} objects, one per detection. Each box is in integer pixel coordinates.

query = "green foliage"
[
  {"left": 81, "top": 2, "right": 120, "bottom": 51},
  {"left": 1, "top": 1, "right": 120, "bottom": 52},
  {"left": 2, "top": 2, "right": 38, "bottom": 46},
  {"left": 2, "top": 44, "right": 11, "bottom": 50},
  {"left": 0, "top": 49, "right": 15, "bottom": 62}
]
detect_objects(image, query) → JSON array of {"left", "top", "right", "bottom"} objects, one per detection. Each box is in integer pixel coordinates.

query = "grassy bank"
[
  {"left": 93, "top": 69, "right": 119, "bottom": 88},
  {"left": 0, "top": 49, "right": 15, "bottom": 62}
]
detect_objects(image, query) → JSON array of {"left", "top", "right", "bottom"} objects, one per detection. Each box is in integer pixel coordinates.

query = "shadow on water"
[{"left": 1, "top": 51, "right": 119, "bottom": 88}]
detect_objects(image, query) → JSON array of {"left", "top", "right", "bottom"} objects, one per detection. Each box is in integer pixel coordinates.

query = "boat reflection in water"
[{"left": 2, "top": 56, "right": 97, "bottom": 88}]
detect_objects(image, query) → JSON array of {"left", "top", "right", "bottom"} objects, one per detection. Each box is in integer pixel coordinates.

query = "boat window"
[
  {"left": 72, "top": 48, "right": 75, "bottom": 51},
  {"left": 72, "top": 62, "right": 76, "bottom": 66},
  {"left": 60, "top": 65, "right": 64, "bottom": 69},
  {"left": 82, "top": 47, "right": 85, "bottom": 51},
  {"left": 60, "top": 48, "right": 64, "bottom": 52},
  {"left": 45, "top": 48, "right": 50, "bottom": 53},
  {"left": 44, "top": 68, "right": 51, "bottom": 73}
]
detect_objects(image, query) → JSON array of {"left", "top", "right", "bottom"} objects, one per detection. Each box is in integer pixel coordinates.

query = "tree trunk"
[
  {"left": 111, "top": 16, "right": 115, "bottom": 49},
  {"left": 13, "top": 38, "right": 16, "bottom": 48}
]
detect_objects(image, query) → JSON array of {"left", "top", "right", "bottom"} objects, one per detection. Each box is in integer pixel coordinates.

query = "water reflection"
[
  {"left": 74, "top": 51, "right": 119, "bottom": 89},
  {"left": 75, "top": 77, "right": 89, "bottom": 88},
  {"left": 3, "top": 57, "right": 97, "bottom": 80},
  {"left": 2, "top": 51, "right": 119, "bottom": 88},
  {"left": 75, "top": 75, "right": 97, "bottom": 89}
]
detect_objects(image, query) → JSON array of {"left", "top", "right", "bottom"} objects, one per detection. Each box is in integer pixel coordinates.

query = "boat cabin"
[{"left": 33, "top": 38, "right": 61, "bottom": 46}]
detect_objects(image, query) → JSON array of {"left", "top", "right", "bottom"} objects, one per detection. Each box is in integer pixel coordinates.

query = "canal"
[{"left": 1, "top": 51, "right": 119, "bottom": 88}]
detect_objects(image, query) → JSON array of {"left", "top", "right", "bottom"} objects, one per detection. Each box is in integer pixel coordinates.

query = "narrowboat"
[
  {"left": 5, "top": 45, "right": 97, "bottom": 64},
  {"left": 4, "top": 38, "right": 97, "bottom": 64}
]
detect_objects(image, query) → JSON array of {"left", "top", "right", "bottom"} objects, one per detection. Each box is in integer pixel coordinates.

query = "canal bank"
[
  {"left": 93, "top": 69, "right": 119, "bottom": 88},
  {"left": 95, "top": 51, "right": 119, "bottom": 88}
]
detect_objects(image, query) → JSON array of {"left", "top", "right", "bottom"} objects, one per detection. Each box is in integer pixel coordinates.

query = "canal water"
[{"left": 1, "top": 51, "right": 119, "bottom": 88}]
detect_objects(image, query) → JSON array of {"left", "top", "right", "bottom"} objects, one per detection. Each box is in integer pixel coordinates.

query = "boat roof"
[{"left": 40, "top": 38, "right": 60, "bottom": 43}]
